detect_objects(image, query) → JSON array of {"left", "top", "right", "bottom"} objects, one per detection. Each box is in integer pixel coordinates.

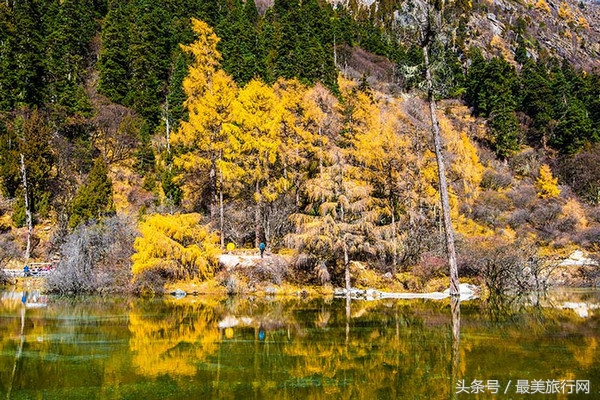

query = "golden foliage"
[
  {"left": 179, "top": 18, "right": 222, "bottom": 102},
  {"left": 234, "top": 79, "right": 287, "bottom": 204},
  {"left": 536, "top": 164, "right": 561, "bottom": 199},
  {"left": 129, "top": 300, "right": 220, "bottom": 377},
  {"left": 489, "top": 34, "right": 512, "bottom": 60},
  {"left": 535, "top": 0, "right": 551, "bottom": 13},
  {"left": 172, "top": 18, "right": 242, "bottom": 212},
  {"left": 578, "top": 16, "right": 590, "bottom": 29},
  {"left": 131, "top": 213, "right": 221, "bottom": 280},
  {"left": 560, "top": 198, "right": 588, "bottom": 230},
  {"left": 439, "top": 113, "right": 484, "bottom": 203},
  {"left": 558, "top": 2, "right": 575, "bottom": 22}
]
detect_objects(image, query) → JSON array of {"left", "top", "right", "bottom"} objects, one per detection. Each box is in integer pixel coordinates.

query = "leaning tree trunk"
[
  {"left": 219, "top": 173, "right": 225, "bottom": 249},
  {"left": 422, "top": 43, "right": 460, "bottom": 297},
  {"left": 254, "top": 180, "right": 261, "bottom": 248},
  {"left": 20, "top": 154, "right": 32, "bottom": 263}
]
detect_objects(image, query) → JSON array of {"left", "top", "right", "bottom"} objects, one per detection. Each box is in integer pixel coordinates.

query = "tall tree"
[
  {"left": 11, "top": 0, "right": 46, "bottom": 107},
  {"left": 45, "top": 0, "right": 95, "bottom": 116},
  {"left": 288, "top": 143, "right": 375, "bottom": 290},
  {"left": 412, "top": 0, "right": 461, "bottom": 295},
  {"left": 172, "top": 18, "right": 241, "bottom": 248},
  {"left": 126, "top": 0, "right": 171, "bottom": 124},
  {"left": 69, "top": 156, "right": 114, "bottom": 228},
  {"left": 3, "top": 110, "right": 56, "bottom": 222},
  {"left": 216, "top": 0, "right": 263, "bottom": 85},
  {"left": 233, "top": 79, "right": 285, "bottom": 247},
  {"left": 0, "top": 4, "right": 17, "bottom": 111},
  {"left": 350, "top": 94, "right": 415, "bottom": 272},
  {"left": 98, "top": 2, "right": 131, "bottom": 103}
]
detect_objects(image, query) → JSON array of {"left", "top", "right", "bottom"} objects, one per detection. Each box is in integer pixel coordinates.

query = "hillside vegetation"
[{"left": 0, "top": 0, "right": 599, "bottom": 293}]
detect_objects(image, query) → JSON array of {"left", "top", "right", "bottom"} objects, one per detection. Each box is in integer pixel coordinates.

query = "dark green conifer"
[
  {"left": 126, "top": 0, "right": 171, "bottom": 124},
  {"left": 98, "top": 2, "right": 131, "bottom": 103},
  {"left": 11, "top": 0, "right": 46, "bottom": 106},
  {"left": 0, "top": 4, "right": 17, "bottom": 110},
  {"left": 69, "top": 156, "right": 114, "bottom": 228},
  {"left": 166, "top": 51, "right": 189, "bottom": 131}
]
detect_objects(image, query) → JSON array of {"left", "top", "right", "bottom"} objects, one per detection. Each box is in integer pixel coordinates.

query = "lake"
[{"left": 1, "top": 288, "right": 599, "bottom": 399}]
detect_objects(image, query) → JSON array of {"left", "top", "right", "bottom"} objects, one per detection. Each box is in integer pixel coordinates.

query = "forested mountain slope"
[{"left": 0, "top": 0, "right": 598, "bottom": 292}]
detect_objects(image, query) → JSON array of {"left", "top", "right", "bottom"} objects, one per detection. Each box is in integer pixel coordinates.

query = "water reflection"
[
  {"left": 0, "top": 289, "right": 599, "bottom": 399},
  {"left": 450, "top": 296, "right": 460, "bottom": 400}
]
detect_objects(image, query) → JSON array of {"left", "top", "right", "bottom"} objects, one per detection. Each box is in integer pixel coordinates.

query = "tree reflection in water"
[{"left": 0, "top": 289, "right": 598, "bottom": 399}]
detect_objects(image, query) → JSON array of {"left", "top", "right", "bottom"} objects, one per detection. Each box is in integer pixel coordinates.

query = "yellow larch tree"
[
  {"left": 233, "top": 79, "right": 286, "bottom": 247},
  {"left": 558, "top": 2, "right": 575, "bottom": 23},
  {"left": 288, "top": 81, "right": 381, "bottom": 290},
  {"left": 438, "top": 111, "right": 484, "bottom": 204},
  {"left": 171, "top": 18, "right": 241, "bottom": 248},
  {"left": 351, "top": 95, "right": 414, "bottom": 273},
  {"left": 536, "top": 164, "right": 561, "bottom": 199},
  {"left": 535, "top": 0, "right": 551, "bottom": 13},
  {"left": 274, "top": 79, "right": 321, "bottom": 208},
  {"left": 289, "top": 145, "right": 375, "bottom": 291},
  {"left": 131, "top": 213, "right": 220, "bottom": 280}
]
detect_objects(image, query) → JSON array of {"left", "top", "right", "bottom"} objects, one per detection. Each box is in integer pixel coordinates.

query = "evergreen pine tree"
[
  {"left": 69, "top": 156, "right": 114, "bottom": 228},
  {"left": 45, "top": 0, "right": 95, "bottom": 116},
  {"left": 166, "top": 51, "right": 189, "bottom": 132},
  {"left": 126, "top": 0, "right": 171, "bottom": 124},
  {"left": 551, "top": 98, "right": 594, "bottom": 154},
  {"left": 217, "top": 0, "right": 262, "bottom": 85},
  {"left": 519, "top": 59, "right": 553, "bottom": 145},
  {"left": 0, "top": 4, "right": 17, "bottom": 110},
  {"left": 12, "top": 0, "right": 46, "bottom": 106},
  {"left": 514, "top": 34, "right": 528, "bottom": 65},
  {"left": 98, "top": 2, "right": 131, "bottom": 103}
]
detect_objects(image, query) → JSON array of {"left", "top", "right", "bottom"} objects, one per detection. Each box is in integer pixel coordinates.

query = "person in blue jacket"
[{"left": 259, "top": 242, "right": 266, "bottom": 258}]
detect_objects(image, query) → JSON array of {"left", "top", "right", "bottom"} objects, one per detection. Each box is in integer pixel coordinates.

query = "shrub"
[
  {"left": 458, "top": 238, "right": 542, "bottom": 295},
  {"left": 46, "top": 215, "right": 137, "bottom": 294},
  {"left": 506, "top": 183, "right": 537, "bottom": 209},
  {"left": 480, "top": 169, "right": 513, "bottom": 190},
  {"left": 559, "top": 145, "right": 600, "bottom": 205},
  {"left": 529, "top": 200, "right": 562, "bottom": 232},
  {"left": 470, "top": 191, "right": 513, "bottom": 227},
  {"left": 413, "top": 252, "right": 448, "bottom": 283}
]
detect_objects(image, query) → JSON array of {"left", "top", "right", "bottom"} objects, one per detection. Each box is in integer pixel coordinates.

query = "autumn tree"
[
  {"left": 233, "top": 79, "right": 286, "bottom": 247},
  {"left": 536, "top": 164, "right": 560, "bottom": 199},
  {"left": 288, "top": 146, "right": 376, "bottom": 290},
  {"left": 131, "top": 213, "right": 220, "bottom": 280},
  {"left": 413, "top": 0, "right": 461, "bottom": 295},
  {"left": 351, "top": 94, "right": 416, "bottom": 272},
  {"left": 172, "top": 18, "right": 241, "bottom": 248},
  {"left": 287, "top": 82, "right": 382, "bottom": 289}
]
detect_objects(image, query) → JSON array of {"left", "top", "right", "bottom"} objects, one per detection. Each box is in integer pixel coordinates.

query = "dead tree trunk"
[
  {"left": 20, "top": 154, "right": 32, "bottom": 263},
  {"left": 422, "top": 41, "right": 460, "bottom": 297}
]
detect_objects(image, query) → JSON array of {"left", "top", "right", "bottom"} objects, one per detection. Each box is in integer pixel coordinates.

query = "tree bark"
[
  {"left": 390, "top": 196, "right": 398, "bottom": 274},
  {"left": 164, "top": 97, "right": 171, "bottom": 154},
  {"left": 20, "top": 154, "right": 32, "bottom": 263},
  {"left": 450, "top": 295, "right": 461, "bottom": 399},
  {"left": 219, "top": 171, "right": 225, "bottom": 249},
  {"left": 422, "top": 43, "right": 460, "bottom": 297},
  {"left": 255, "top": 180, "right": 261, "bottom": 248}
]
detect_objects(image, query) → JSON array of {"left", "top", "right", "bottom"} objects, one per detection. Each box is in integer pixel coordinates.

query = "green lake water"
[{"left": 1, "top": 288, "right": 599, "bottom": 399}]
